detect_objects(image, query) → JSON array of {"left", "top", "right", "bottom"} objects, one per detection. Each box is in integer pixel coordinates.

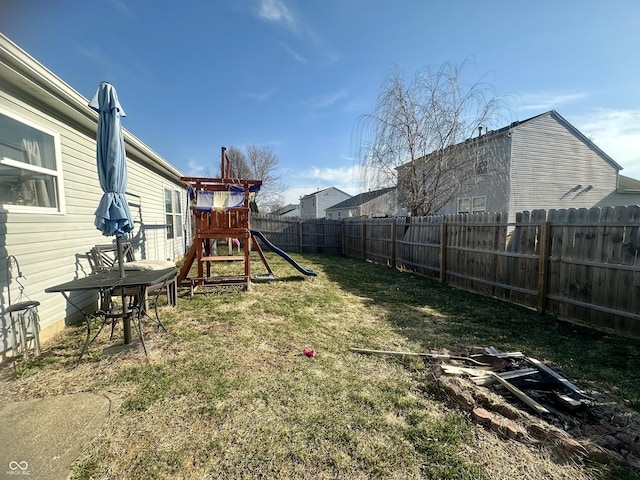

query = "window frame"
[
  {"left": 164, "top": 187, "right": 183, "bottom": 240},
  {"left": 475, "top": 146, "right": 489, "bottom": 175},
  {"left": 0, "top": 107, "right": 65, "bottom": 214},
  {"left": 471, "top": 195, "right": 487, "bottom": 213},
  {"left": 457, "top": 195, "right": 486, "bottom": 214}
]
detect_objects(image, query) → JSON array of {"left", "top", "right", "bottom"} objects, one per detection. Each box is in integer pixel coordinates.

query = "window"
[
  {"left": 475, "top": 147, "right": 488, "bottom": 175},
  {"left": 174, "top": 190, "right": 183, "bottom": 238},
  {"left": 472, "top": 196, "right": 486, "bottom": 213},
  {"left": 164, "top": 188, "right": 183, "bottom": 240},
  {"left": 457, "top": 196, "right": 486, "bottom": 214},
  {"left": 0, "top": 110, "right": 64, "bottom": 213},
  {"left": 457, "top": 198, "right": 471, "bottom": 214}
]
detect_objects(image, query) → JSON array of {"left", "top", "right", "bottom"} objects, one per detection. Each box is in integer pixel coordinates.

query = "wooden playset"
[{"left": 178, "top": 147, "right": 266, "bottom": 292}]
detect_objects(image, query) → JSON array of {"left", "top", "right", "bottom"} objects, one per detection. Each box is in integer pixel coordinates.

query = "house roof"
[
  {"left": 0, "top": 33, "right": 184, "bottom": 183},
  {"left": 327, "top": 187, "right": 395, "bottom": 210},
  {"left": 272, "top": 203, "right": 299, "bottom": 215},
  {"left": 399, "top": 110, "right": 623, "bottom": 172},
  {"left": 299, "top": 186, "right": 351, "bottom": 200},
  {"left": 619, "top": 174, "right": 640, "bottom": 193},
  {"left": 509, "top": 111, "right": 623, "bottom": 171}
]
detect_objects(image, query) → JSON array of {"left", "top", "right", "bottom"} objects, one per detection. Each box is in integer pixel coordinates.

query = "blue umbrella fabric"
[{"left": 89, "top": 82, "right": 134, "bottom": 237}]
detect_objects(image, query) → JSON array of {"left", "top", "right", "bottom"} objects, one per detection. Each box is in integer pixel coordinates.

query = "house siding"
[
  {"left": 1, "top": 36, "right": 188, "bottom": 352},
  {"left": 509, "top": 112, "right": 619, "bottom": 221},
  {"left": 300, "top": 188, "right": 351, "bottom": 219},
  {"left": 436, "top": 134, "right": 511, "bottom": 215}
]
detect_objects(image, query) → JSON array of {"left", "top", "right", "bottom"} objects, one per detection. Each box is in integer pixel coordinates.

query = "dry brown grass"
[{"left": 0, "top": 252, "right": 636, "bottom": 479}]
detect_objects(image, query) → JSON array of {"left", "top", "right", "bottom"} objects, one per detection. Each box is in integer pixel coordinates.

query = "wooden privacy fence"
[
  {"left": 251, "top": 214, "right": 342, "bottom": 254},
  {"left": 253, "top": 207, "right": 640, "bottom": 337}
]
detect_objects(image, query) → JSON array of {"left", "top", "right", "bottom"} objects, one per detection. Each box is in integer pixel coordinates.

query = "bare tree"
[
  {"left": 223, "top": 145, "right": 286, "bottom": 213},
  {"left": 226, "top": 146, "right": 252, "bottom": 179},
  {"left": 357, "top": 61, "right": 506, "bottom": 216}
]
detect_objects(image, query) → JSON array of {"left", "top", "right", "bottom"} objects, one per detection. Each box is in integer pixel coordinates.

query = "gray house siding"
[
  {"left": 326, "top": 188, "right": 398, "bottom": 219},
  {"left": 509, "top": 112, "right": 619, "bottom": 221},
  {"left": 431, "top": 111, "right": 638, "bottom": 220},
  {"left": 0, "top": 34, "right": 188, "bottom": 351},
  {"left": 436, "top": 134, "right": 511, "bottom": 216},
  {"left": 300, "top": 187, "right": 351, "bottom": 219}
]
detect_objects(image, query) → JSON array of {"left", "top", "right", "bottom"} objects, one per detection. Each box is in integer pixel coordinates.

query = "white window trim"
[
  {"left": 0, "top": 107, "right": 66, "bottom": 215},
  {"left": 457, "top": 195, "right": 487, "bottom": 214},
  {"left": 164, "top": 186, "right": 183, "bottom": 240},
  {"left": 472, "top": 195, "right": 487, "bottom": 213}
]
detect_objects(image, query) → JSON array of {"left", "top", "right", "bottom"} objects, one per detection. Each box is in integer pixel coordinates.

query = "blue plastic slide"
[{"left": 250, "top": 229, "right": 317, "bottom": 277}]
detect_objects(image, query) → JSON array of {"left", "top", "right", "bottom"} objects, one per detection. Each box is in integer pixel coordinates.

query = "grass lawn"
[{"left": 2, "top": 252, "right": 639, "bottom": 479}]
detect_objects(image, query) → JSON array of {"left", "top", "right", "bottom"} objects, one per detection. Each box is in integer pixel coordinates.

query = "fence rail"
[{"left": 252, "top": 206, "right": 640, "bottom": 337}]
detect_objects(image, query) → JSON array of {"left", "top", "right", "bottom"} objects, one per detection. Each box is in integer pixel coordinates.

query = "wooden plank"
[
  {"left": 439, "top": 219, "right": 446, "bottom": 283},
  {"left": 349, "top": 348, "right": 490, "bottom": 366},
  {"left": 472, "top": 368, "right": 538, "bottom": 386},
  {"left": 537, "top": 217, "right": 550, "bottom": 312},
  {"left": 488, "top": 371, "right": 550, "bottom": 414},
  {"left": 616, "top": 206, "right": 639, "bottom": 330},
  {"left": 555, "top": 209, "right": 571, "bottom": 319},
  {"left": 443, "top": 365, "right": 549, "bottom": 414},
  {"left": 563, "top": 208, "right": 579, "bottom": 319},
  {"left": 604, "top": 206, "right": 626, "bottom": 330},
  {"left": 628, "top": 206, "right": 640, "bottom": 323},
  {"left": 200, "top": 256, "right": 245, "bottom": 262},
  {"left": 524, "top": 357, "right": 593, "bottom": 399}
]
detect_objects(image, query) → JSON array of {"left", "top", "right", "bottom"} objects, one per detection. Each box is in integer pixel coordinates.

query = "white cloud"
[
  {"left": 254, "top": 0, "right": 339, "bottom": 66},
  {"left": 300, "top": 90, "right": 347, "bottom": 110},
  {"left": 240, "top": 87, "right": 278, "bottom": 101},
  {"left": 257, "top": 0, "right": 297, "bottom": 30},
  {"left": 185, "top": 159, "right": 209, "bottom": 177},
  {"left": 518, "top": 91, "right": 589, "bottom": 112},
  {"left": 574, "top": 109, "right": 640, "bottom": 178},
  {"left": 281, "top": 165, "right": 362, "bottom": 204},
  {"left": 278, "top": 41, "right": 307, "bottom": 64}
]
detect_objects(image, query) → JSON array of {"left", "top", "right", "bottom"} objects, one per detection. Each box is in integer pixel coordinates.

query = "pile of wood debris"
[{"left": 350, "top": 346, "right": 640, "bottom": 470}]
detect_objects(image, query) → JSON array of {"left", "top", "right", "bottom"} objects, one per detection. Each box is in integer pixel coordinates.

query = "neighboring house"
[
  {"left": 272, "top": 203, "right": 300, "bottom": 217},
  {"left": 0, "top": 34, "right": 189, "bottom": 353},
  {"left": 326, "top": 187, "right": 397, "bottom": 219},
  {"left": 403, "top": 110, "right": 640, "bottom": 220},
  {"left": 299, "top": 187, "right": 351, "bottom": 219}
]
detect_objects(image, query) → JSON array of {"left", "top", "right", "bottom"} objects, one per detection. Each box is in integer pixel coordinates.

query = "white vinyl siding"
[
  {"left": 0, "top": 71, "right": 188, "bottom": 349},
  {"left": 0, "top": 108, "right": 65, "bottom": 213},
  {"left": 509, "top": 112, "right": 619, "bottom": 221}
]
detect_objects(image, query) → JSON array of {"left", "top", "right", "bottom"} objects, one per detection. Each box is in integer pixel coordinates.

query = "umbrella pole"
[{"left": 117, "top": 236, "right": 132, "bottom": 344}]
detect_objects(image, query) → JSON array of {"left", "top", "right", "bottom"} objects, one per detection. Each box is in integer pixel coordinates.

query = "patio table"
[{"left": 45, "top": 267, "right": 177, "bottom": 362}]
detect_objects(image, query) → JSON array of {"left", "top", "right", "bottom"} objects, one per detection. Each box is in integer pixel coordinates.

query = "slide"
[{"left": 250, "top": 229, "right": 317, "bottom": 277}]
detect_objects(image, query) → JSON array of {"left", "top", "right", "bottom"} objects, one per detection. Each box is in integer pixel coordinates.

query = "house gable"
[
  {"left": 299, "top": 187, "right": 351, "bottom": 218},
  {"left": 508, "top": 110, "right": 621, "bottom": 220}
]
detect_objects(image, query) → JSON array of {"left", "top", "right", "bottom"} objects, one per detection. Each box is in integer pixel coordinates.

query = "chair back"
[{"left": 90, "top": 243, "right": 135, "bottom": 272}]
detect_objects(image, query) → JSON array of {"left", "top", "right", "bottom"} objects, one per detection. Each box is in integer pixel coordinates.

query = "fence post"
[
  {"left": 340, "top": 221, "right": 345, "bottom": 255},
  {"left": 391, "top": 218, "right": 397, "bottom": 269},
  {"left": 361, "top": 221, "right": 367, "bottom": 261},
  {"left": 537, "top": 221, "right": 551, "bottom": 313},
  {"left": 439, "top": 218, "right": 447, "bottom": 284},
  {"left": 298, "top": 219, "right": 303, "bottom": 253}
]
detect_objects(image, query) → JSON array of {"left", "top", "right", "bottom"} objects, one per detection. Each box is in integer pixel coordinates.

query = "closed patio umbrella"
[{"left": 89, "top": 81, "right": 135, "bottom": 344}]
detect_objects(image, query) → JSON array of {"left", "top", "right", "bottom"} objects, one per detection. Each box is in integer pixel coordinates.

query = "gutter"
[{"left": 0, "top": 33, "right": 183, "bottom": 184}]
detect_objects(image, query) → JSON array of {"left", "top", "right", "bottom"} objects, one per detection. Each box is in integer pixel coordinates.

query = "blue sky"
[{"left": 2, "top": 0, "right": 640, "bottom": 205}]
